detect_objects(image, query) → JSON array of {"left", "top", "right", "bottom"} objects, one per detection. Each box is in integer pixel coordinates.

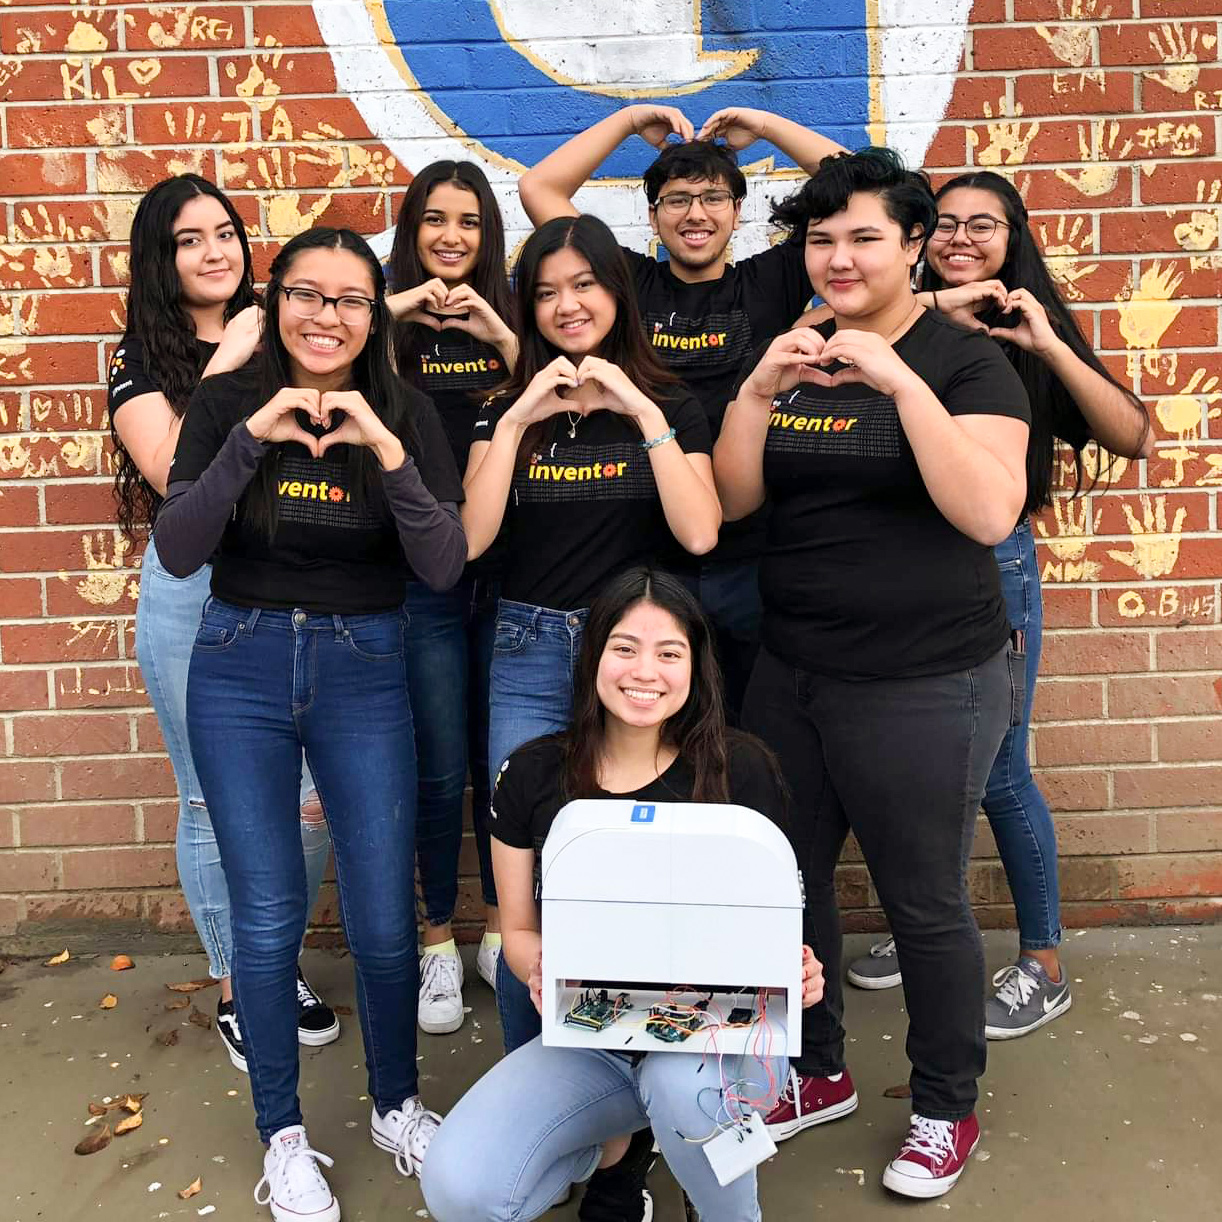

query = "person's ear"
[
  {"left": 648, "top": 204, "right": 660, "bottom": 238},
  {"left": 732, "top": 198, "right": 744, "bottom": 232}
]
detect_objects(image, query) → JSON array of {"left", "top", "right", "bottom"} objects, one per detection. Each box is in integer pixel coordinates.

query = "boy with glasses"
[{"left": 519, "top": 104, "right": 844, "bottom": 720}]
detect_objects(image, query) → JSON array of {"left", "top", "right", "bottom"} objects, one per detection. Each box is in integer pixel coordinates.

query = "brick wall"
[{"left": 0, "top": 0, "right": 1218, "bottom": 951}]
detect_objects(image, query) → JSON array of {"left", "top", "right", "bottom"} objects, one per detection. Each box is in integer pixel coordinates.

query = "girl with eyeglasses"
[
  {"left": 108, "top": 174, "right": 337, "bottom": 1073},
  {"left": 384, "top": 161, "right": 519, "bottom": 1034},
  {"left": 154, "top": 227, "right": 466, "bottom": 1222},
  {"left": 846, "top": 171, "right": 1151, "bottom": 1041}
]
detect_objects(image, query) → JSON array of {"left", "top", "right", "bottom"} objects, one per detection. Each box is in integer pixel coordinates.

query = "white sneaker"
[
  {"left": 370, "top": 1095, "right": 442, "bottom": 1177},
  {"left": 475, "top": 934, "right": 501, "bottom": 990},
  {"left": 418, "top": 950, "right": 465, "bottom": 1034},
  {"left": 254, "top": 1125, "right": 340, "bottom": 1222}
]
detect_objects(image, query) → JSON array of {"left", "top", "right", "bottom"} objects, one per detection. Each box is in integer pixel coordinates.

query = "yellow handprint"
[
  {"left": 1054, "top": 120, "right": 1133, "bottom": 197},
  {"left": 1106, "top": 494, "right": 1187, "bottom": 579},
  {"left": 1173, "top": 180, "right": 1221, "bottom": 253},
  {"left": 1034, "top": 0, "right": 1111, "bottom": 67},
  {"left": 1038, "top": 215, "right": 1099, "bottom": 301},
  {"left": 968, "top": 100, "right": 1040, "bottom": 168},
  {"left": 1145, "top": 23, "right": 1202, "bottom": 94},
  {"left": 1116, "top": 262, "right": 1183, "bottom": 352},
  {"left": 1035, "top": 495, "right": 1100, "bottom": 561},
  {"left": 1155, "top": 367, "right": 1221, "bottom": 444}
]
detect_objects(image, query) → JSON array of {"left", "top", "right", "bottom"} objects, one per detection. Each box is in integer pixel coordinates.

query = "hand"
[
  {"left": 627, "top": 104, "right": 694, "bottom": 149},
  {"left": 437, "top": 283, "right": 515, "bottom": 350},
  {"left": 573, "top": 356, "right": 655, "bottom": 421},
  {"left": 385, "top": 278, "right": 450, "bottom": 330},
  {"left": 928, "top": 279, "right": 1008, "bottom": 333},
  {"left": 812, "top": 329, "right": 921, "bottom": 398},
  {"left": 245, "top": 386, "right": 323, "bottom": 453},
  {"left": 528, "top": 951, "right": 543, "bottom": 1016},
  {"left": 740, "top": 328, "right": 828, "bottom": 401},
  {"left": 800, "top": 945, "right": 825, "bottom": 1008},
  {"left": 315, "top": 390, "right": 404, "bottom": 469},
  {"left": 990, "top": 287, "right": 1059, "bottom": 356},
  {"left": 208, "top": 304, "right": 264, "bottom": 374},
  {"left": 503, "top": 356, "right": 579, "bottom": 427},
  {"left": 697, "top": 107, "right": 770, "bottom": 151}
]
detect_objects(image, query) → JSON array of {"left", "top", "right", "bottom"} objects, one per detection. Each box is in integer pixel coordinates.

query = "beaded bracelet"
[{"left": 640, "top": 427, "right": 677, "bottom": 451}]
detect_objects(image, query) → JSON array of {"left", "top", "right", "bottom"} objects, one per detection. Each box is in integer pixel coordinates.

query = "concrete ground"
[{"left": 2, "top": 927, "right": 1217, "bottom": 1222}]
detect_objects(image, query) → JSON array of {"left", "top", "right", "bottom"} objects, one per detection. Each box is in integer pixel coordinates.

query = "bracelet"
[{"left": 640, "top": 427, "right": 677, "bottom": 451}]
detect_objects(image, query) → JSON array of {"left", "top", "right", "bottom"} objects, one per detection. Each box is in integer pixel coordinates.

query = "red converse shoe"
[
  {"left": 763, "top": 1067, "right": 858, "bottom": 1141},
  {"left": 882, "top": 1113, "right": 980, "bottom": 1198}
]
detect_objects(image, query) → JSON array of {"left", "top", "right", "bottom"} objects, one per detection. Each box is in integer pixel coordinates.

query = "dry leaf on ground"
[
  {"left": 45, "top": 949, "right": 70, "bottom": 966},
  {"left": 115, "top": 1111, "right": 143, "bottom": 1136},
  {"left": 155, "top": 1029, "right": 179, "bottom": 1047},
  {"left": 121, "top": 1093, "right": 147, "bottom": 1113},
  {"left": 883, "top": 1084, "right": 912, "bottom": 1099},
  {"left": 178, "top": 1177, "right": 203, "bottom": 1200},
  {"left": 110, "top": 954, "right": 135, "bottom": 971},
  {"left": 166, "top": 978, "right": 217, "bottom": 993},
  {"left": 99, "top": 994, "right": 118, "bottom": 1010},
  {"left": 188, "top": 1007, "right": 212, "bottom": 1030},
  {"left": 75, "top": 1125, "right": 112, "bottom": 1155},
  {"left": 333, "top": 1005, "right": 354, "bottom": 1016},
  {"left": 165, "top": 996, "right": 190, "bottom": 1011},
  {"left": 87, "top": 1101, "right": 107, "bottom": 1116}
]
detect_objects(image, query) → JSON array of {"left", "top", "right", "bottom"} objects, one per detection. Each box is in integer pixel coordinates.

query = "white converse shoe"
[
  {"left": 254, "top": 1125, "right": 340, "bottom": 1222},
  {"left": 475, "top": 934, "right": 501, "bottom": 991},
  {"left": 418, "top": 949, "right": 465, "bottom": 1034},
  {"left": 370, "top": 1095, "right": 442, "bottom": 1177}
]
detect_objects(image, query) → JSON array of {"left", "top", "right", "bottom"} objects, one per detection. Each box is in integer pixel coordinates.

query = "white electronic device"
[{"left": 540, "top": 799, "right": 803, "bottom": 1056}]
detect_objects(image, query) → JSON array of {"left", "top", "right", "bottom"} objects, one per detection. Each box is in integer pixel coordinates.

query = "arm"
[
  {"left": 519, "top": 105, "right": 694, "bottom": 226},
  {"left": 638, "top": 406, "right": 721, "bottom": 555},
  {"left": 696, "top": 108, "right": 846, "bottom": 173},
  {"left": 491, "top": 839, "right": 541, "bottom": 991},
  {"left": 112, "top": 394, "right": 184, "bottom": 498},
  {"left": 380, "top": 463, "right": 467, "bottom": 591}
]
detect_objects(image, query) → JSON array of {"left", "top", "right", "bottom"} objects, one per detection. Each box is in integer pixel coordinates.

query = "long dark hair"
[
  {"left": 243, "top": 227, "right": 420, "bottom": 539},
  {"left": 920, "top": 171, "right": 1148, "bottom": 512},
  {"left": 562, "top": 568, "right": 780, "bottom": 806},
  {"left": 112, "top": 174, "right": 256, "bottom": 537},
  {"left": 494, "top": 215, "right": 677, "bottom": 465},
  {"left": 387, "top": 160, "right": 514, "bottom": 379}
]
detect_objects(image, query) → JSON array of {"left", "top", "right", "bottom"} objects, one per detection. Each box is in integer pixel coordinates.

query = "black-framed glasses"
[
  {"left": 654, "top": 189, "right": 737, "bottom": 215},
  {"left": 931, "top": 214, "right": 1011, "bottom": 242},
  {"left": 280, "top": 285, "right": 376, "bottom": 324}
]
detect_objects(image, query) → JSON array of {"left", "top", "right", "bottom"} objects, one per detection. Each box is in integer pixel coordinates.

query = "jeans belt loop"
[
  {"left": 332, "top": 613, "right": 345, "bottom": 642},
  {"left": 244, "top": 607, "right": 261, "bottom": 634}
]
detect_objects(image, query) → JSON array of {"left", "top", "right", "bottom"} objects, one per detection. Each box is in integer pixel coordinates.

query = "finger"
[{"left": 987, "top": 327, "right": 1016, "bottom": 343}]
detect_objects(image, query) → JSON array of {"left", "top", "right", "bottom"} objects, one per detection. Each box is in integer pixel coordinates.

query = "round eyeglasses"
[
  {"left": 931, "top": 215, "right": 1010, "bottom": 242},
  {"left": 280, "top": 285, "right": 375, "bottom": 325}
]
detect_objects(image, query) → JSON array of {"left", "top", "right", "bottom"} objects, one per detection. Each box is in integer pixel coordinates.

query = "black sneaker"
[
  {"left": 579, "top": 1127, "right": 655, "bottom": 1222},
  {"left": 297, "top": 968, "right": 340, "bottom": 1047},
  {"left": 217, "top": 998, "right": 248, "bottom": 1073}
]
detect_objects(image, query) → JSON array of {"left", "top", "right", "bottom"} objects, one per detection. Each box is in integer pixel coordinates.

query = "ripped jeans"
[{"left": 135, "top": 538, "right": 331, "bottom": 979}]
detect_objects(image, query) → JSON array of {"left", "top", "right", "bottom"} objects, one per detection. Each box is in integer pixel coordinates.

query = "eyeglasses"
[
  {"left": 654, "top": 189, "right": 737, "bottom": 215},
  {"left": 931, "top": 215, "right": 1010, "bottom": 242},
  {"left": 280, "top": 285, "right": 376, "bottom": 324}
]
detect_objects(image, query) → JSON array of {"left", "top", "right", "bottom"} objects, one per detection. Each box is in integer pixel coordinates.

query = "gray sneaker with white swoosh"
[{"left": 985, "top": 956, "right": 1072, "bottom": 1040}]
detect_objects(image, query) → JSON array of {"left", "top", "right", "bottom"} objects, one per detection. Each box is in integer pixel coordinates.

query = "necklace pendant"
[{"left": 568, "top": 422, "right": 577, "bottom": 439}]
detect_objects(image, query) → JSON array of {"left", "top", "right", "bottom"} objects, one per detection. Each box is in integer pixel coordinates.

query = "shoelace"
[
  {"left": 776, "top": 1069, "right": 799, "bottom": 1106},
  {"left": 992, "top": 963, "right": 1039, "bottom": 1014},
  {"left": 390, "top": 1103, "right": 441, "bottom": 1177},
  {"left": 254, "top": 1140, "right": 334, "bottom": 1207},
  {"left": 296, "top": 975, "right": 321, "bottom": 1009},
  {"left": 421, "top": 953, "right": 461, "bottom": 1003},
  {"left": 898, "top": 1115, "right": 956, "bottom": 1167},
  {"left": 871, "top": 937, "right": 897, "bottom": 958}
]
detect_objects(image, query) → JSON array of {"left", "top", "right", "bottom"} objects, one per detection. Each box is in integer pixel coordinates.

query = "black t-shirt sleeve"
[
  {"left": 738, "top": 239, "right": 812, "bottom": 334},
  {"left": 404, "top": 386, "right": 465, "bottom": 504},
  {"left": 938, "top": 330, "right": 1032, "bottom": 424},
  {"left": 665, "top": 389, "right": 713, "bottom": 455},
  {"left": 489, "top": 738, "right": 556, "bottom": 850},
  {"left": 107, "top": 335, "right": 162, "bottom": 414},
  {"left": 168, "top": 376, "right": 245, "bottom": 484},
  {"left": 726, "top": 734, "right": 789, "bottom": 834},
  {"left": 471, "top": 393, "right": 509, "bottom": 444}
]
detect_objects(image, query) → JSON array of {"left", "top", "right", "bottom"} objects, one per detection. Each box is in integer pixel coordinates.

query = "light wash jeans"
[
  {"left": 422, "top": 1036, "right": 786, "bottom": 1222},
  {"left": 134, "top": 538, "right": 331, "bottom": 979}
]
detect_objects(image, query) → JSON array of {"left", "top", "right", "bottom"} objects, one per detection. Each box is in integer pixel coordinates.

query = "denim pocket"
[
  {"left": 193, "top": 620, "right": 241, "bottom": 651},
  {"left": 493, "top": 620, "right": 530, "bottom": 656},
  {"left": 1006, "top": 643, "right": 1026, "bottom": 729},
  {"left": 342, "top": 618, "right": 403, "bottom": 662}
]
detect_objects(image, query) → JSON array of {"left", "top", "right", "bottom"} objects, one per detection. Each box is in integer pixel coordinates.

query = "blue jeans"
[
  {"left": 187, "top": 599, "right": 420, "bottom": 1141},
  {"left": 404, "top": 575, "right": 499, "bottom": 922},
  {"left": 984, "top": 518, "right": 1062, "bottom": 950},
  {"left": 134, "top": 539, "right": 329, "bottom": 979},
  {"left": 495, "top": 940, "right": 541, "bottom": 1054},
  {"left": 487, "top": 600, "right": 588, "bottom": 789},
  {"left": 422, "top": 1037, "right": 786, "bottom": 1222}
]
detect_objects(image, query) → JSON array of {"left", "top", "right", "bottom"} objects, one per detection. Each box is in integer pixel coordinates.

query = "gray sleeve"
[
  {"left": 153, "top": 422, "right": 267, "bottom": 577},
  {"left": 380, "top": 457, "right": 467, "bottom": 592}
]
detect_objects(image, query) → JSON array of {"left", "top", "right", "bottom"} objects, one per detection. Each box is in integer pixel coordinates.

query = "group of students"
[{"left": 107, "top": 101, "right": 1151, "bottom": 1222}]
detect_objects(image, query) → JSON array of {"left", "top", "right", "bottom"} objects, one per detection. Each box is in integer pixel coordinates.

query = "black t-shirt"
[
  {"left": 757, "top": 310, "right": 1031, "bottom": 680},
  {"left": 107, "top": 333, "right": 219, "bottom": 417},
  {"left": 490, "top": 731, "right": 788, "bottom": 892},
  {"left": 170, "top": 370, "right": 463, "bottom": 613},
  {"left": 623, "top": 242, "right": 812, "bottom": 566},
  {"left": 472, "top": 390, "right": 711, "bottom": 610}
]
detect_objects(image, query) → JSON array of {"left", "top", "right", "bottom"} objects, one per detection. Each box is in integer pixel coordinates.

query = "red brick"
[
  {"left": 251, "top": 4, "right": 324, "bottom": 46},
  {"left": 1042, "top": 586, "right": 1094, "bottom": 628},
  {"left": 46, "top": 573, "right": 139, "bottom": 618},
  {"left": 1032, "top": 677, "right": 1105, "bottom": 721},
  {"left": 135, "top": 713, "right": 166, "bottom": 755},
  {"left": 1137, "top": 255, "right": 1222, "bottom": 305},
  {"left": 13, "top": 711, "right": 131, "bottom": 757},
  {"left": 0, "top": 759, "right": 55, "bottom": 801},
  {"left": 1155, "top": 627, "right": 1222, "bottom": 671},
  {"left": 1034, "top": 768, "right": 1110, "bottom": 811},
  {"left": 143, "top": 890, "right": 196, "bottom": 933},
  {"left": 100, "top": 55, "right": 212, "bottom": 99},
  {"left": 140, "top": 798, "right": 178, "bottom": 842},
  {"left": 42, "top": 481, "right": 118, "bottom": 525},
  {"left": 264, "top": 97, "right": 375, "bottom": 142},
  {"left": 1101, "top": 205, "right": 1220, "bottom": 254},
  {"left": 0, "top": 527, "right": 131, "bottom": 575},
  {"left": 1055, "top": 812, "right": 1151, "bottom": 855},
  {"left": 9, "top": 199, "right": 135, "bottom": 244},
  {"left": 0, "top": 342, "right": 100, "bottom": 385},
  {"left": 1034, "top": 722, "right": 1154, "bottom": 766},
  {"left": 124, "top": 5, "right": 244, "bottom": 51},
  {"left": 1137, "top": 158, "right": 1222, "bottom": 206},
  {"left": 59, "top": 845, "right": 177, "bottom": 889},
  {"left": 0, "top": 243, "right": 92, "bottom": 291},
  {"left": 1057, "top": 855, "right": 1117, "bottom": 900},
  {"left": 1154, "top": 808, "right": 1222, "bottom": 852},
  {"left": 973, "top": 27, "right": 1075, "bottom": 70},
  {"left": 6, "top": 104, "right": 129, "bottom": 150},
  {"left": 0, "top": 58, "right": 85, "bottom": 103},
  {"left": 1114, "top": 764, "right": 1222, "bottom": 808},
  {"left": 1095, "top": 490, "right": 1212, "bottom": 535},
  {"left": 0, "top": 670, "right": 49, "bottom": 711},
  {"left": 0, "top": 152, "right": 87, "bottom": 196},
  {"left": 1099, "top": 20, "right": 1218, "bottom": 68},
  {"left": 20, "top": 292, "right": 126, "bottom": 337},
  {"left": 1157, "top": 719, "right": 1222, "bottom": 763},
  {"left": 1100, "top": 305, "right": 1217, "bottom": 351},
  {"left": 0, "top": 484, "right": 40, "bottom": 526},
  {"left": 296, "top": 190, "right": 393, "bottom": 235},
  {"left": 1100, "top": 584, "right": 1221, "bottom": 627},
  {"left": 1013, "top": 0, "right": 1135, "bottom": 13},
  {"left": 1142, "top": 65, "right": 1222, "bottom": 115},
  {"left": 1117, "top": 852, "right": 1222, "bottom": 899},
  {"left": 22, "top": 891, "right": 142, "bottom": 923},
  {"left": 1144, "top": 446, "right": 1222, "bottom": 490},
  {"left": 1137, "top": 0, "right": 1211, "bottom": 12},
  {"left": 1041, "top": 629, "right": 1150, "bottom": 675},
  {"left": 0, "top": 577, "right": 43, "bottom": 617},
  {"left": 1, "top": 620, "right": 122, "bottom": 664},
  {"left": 131, "top": 101, "right": 257, "bottom": 146},
  {"left": 96, "top": 148, "right": 212, "bottom": 194},
  {"left": 54, "top": 664, "right": 146, "bottom": 709},
  {"left": 220, "top": 146, "right": 347, "bottom": 192},
  {"left": 1036, "top": 536, "right": 1222, "bottom": 584},
  {"left": 217, "top": 51, "right": 336, "bottom": 97},
  {"left": 1016, "top": 69, "right": 1136, "bottom": 117},
  {"left": 1110, "top": 672, "right": 1222, "bottom": 718},
  {"left": 60, "top": 755, "right": 174, "bottom": 802},
  {"left": 1018, "top": 165, "right": 1133, "bottom": 210},
  {"left": 0, "top": 849, "right": 58, "bottom": 892},
  {"left": 924, "top": 124, "right": 968, "bottom": 169},
  {"left": 0, "top": 7, "right": 120, "bottom": 53},
  {"left": 15, "top": 801, "right": 136, "bottom": 847}
]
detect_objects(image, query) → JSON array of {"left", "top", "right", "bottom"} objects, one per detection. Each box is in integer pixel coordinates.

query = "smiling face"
[
  {"left": 277, "top": 246, "right": 375, "bottom": 389},
  {"left": 416, "top": 180, "right": 481, "bottom": 286},
  {"left": 925, "top": 186, "right": 1010, "bottom": 286},
  {"left": 596, "top": 601, "right": 692, "bottom": 732},
  {"left": 533, "top": 246, "right": 617, "bottom": 358},
  {"left": 649, "top": 174, "right": 741, "bottom": 281},
  {"left": 804, "top": 191, "right": 921, "bottom": 321},
  {"left": 173, "top": 194, "right": 245, "bottom": 310}
]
